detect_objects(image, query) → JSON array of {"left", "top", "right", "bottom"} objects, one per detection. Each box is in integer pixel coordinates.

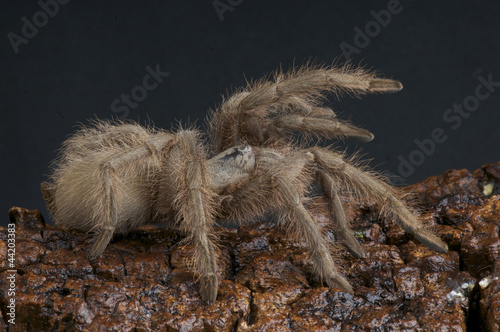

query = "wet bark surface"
[{"left": 1, "top": 162, "right": 500, "bottom": 331}]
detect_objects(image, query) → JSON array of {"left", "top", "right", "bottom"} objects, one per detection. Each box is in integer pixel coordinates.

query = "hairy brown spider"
[{"left": 41, "top": 63, "right": 448, "bottom": 303}]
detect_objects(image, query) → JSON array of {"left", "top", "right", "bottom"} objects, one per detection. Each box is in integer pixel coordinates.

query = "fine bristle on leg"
[
  {"left": 167, "top": 131, "right": 220, "bottom": 304},
  {"left": 312, "top": 148, "right": 448, "bottom": 254},
  {"left": 272, "top": 114, "right": 375, "bottom": 143},
  {"left": 88, "top": 145, "right": 156, "bottom": 258},
  {"left": 368, "top": 79, "right": 403, "bottom": 93},
  {"left": 274, "top": 176, "right": 353, "bottom": 292},
  {"left": 208, "top": 64, "right": 403, "bottom": 151},
  {"left": 40, "top": 182, "right": 56, "bottom": 216},
  {"left": 318, "top": 170, "right": 366, "bottom": 259}
]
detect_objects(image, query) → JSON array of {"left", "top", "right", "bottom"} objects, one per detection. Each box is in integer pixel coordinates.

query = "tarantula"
[{"left": 41, "top": 63, "right": 448, "bottom": 303}]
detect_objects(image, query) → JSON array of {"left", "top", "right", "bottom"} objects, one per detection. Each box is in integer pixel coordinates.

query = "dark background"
[{"left": 2, "top": 0, "right": 499, "bottom": 227}]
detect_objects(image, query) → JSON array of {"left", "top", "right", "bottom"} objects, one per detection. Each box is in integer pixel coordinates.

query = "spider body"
[{"left": 42, "top": 64, "right": 448, "bottom": 303}]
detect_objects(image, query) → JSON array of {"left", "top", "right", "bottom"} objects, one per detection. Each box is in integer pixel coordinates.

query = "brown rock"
[
  {"left": 235, "top": 251, "right": 309, "bottom": 293},
  {"left": 2, "top": 162, "right": 500, "bottom": 330},
  {"left": 393, "top": 266, "right": 425, "bottom": 300},
  {"left": 291, "top": 288, "right": 364, "bottom": 329},
  {"left": 472, "top": 195, "right": 500, "bottom": 225},
  {"left": 434, "top": 222, "right": 474, "bottom": 251},
  {"left": 411, "top": 271, "right": 476, "bottom": 332},
  {"left": 474, "top": 161, "right": 500, "bottom": 186},
  {"left": 399, "top": 241, "right": 460, "bottom": 273},
  {"left": 480, "top": 274, "right": 500, "bottom": 332},
  {"left": 408, "top": 168, "right": 482, "bottom": 206},
  {"left": 461, "top": 223, "right": 500, "bottom": 279}
]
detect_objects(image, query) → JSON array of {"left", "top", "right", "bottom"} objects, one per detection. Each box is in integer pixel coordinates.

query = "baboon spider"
[{"left": 41, "top": 63, "right": 448, "bottom": 303}]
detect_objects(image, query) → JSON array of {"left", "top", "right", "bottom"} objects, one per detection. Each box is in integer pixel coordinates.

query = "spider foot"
[
  {"left": 88, "top": 226, "right": 115, "bottom": 259},
  {"left": 368, "top": 78, "right": 403, "bottom": 93},
  {"left": 413, "top": 228, "right": 448, "bottom": 254},
  {"left": 324, "top": 273, "right": 353, "bottom": 293},
  {"left": 199, "top": 273, "right": 218, "bottom": 304}
]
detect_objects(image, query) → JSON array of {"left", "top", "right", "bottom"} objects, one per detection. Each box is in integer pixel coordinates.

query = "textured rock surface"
[{"left": 1, "top": 162, "right": 500, "bottom": 331}]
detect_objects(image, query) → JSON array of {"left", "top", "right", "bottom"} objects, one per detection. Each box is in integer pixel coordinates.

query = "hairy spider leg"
[
  {"left": 158, "top": 130, "right": 220, "bottom": 303},
  {"left": 210, "top": 65, "right": 402, "bottom": 151},
  {"left": 221, "top": 150, "right": 353, "bottom": 292},
  {"left": 311, "top": 147, "right": 448, "bottom": 254},
  {"left": 88, "top": 137, "right": 174, "bottom": 258},
  {"left": 317, "top": 170, "right": 366, "bottom": 259}
]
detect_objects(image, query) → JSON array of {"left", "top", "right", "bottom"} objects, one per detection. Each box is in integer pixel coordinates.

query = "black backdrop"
[{"left": 2, "top": 0, "right": 499, "bottom": 227}]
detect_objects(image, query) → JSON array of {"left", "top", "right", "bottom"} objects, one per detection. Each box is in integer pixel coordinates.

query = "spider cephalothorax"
[{"left": 41, "top": 63, "right": 448, "bottom": 303}]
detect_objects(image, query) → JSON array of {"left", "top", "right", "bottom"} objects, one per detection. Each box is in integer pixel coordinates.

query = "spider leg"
[
  {"left": 221, "top": 150, "right": 353, "bottom": 292},
  {"left": 317, "top": 170, "right": 366, "bottom": 259},
  {"left": 184, "top": 160, "right": 218, "bottom": 303},
  {"left": 274, "top": 173, "right": 353, "bottom": 292},
  {"left": 311, "top": 148, "right": 448, "bottom": 253},
  {"left": 209, "top": 64, "right": 402, "bottom": 150},
  {"left": 261, "top": 95, "right": 373, "bottom": 143},
  {"left": 309, "top": 106, "right": 337, "bottom": 119},
  {"left": 163, "top": 131, "right": 219, "bottom": 303},
  {"left": 89, "top": 137, "right": 173, "bottom": 258},
  {"left": 267, "top": 113, "right": 374, "bottom": 143},
  {"left": 262, "top": 104, "right": 372, "bottom": 143},
  {"left": 41, "top": 182, "right": 56, "bottom": 216},
  {"left": 62, "top": 121, "right": 151, "bottom": 156}
]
